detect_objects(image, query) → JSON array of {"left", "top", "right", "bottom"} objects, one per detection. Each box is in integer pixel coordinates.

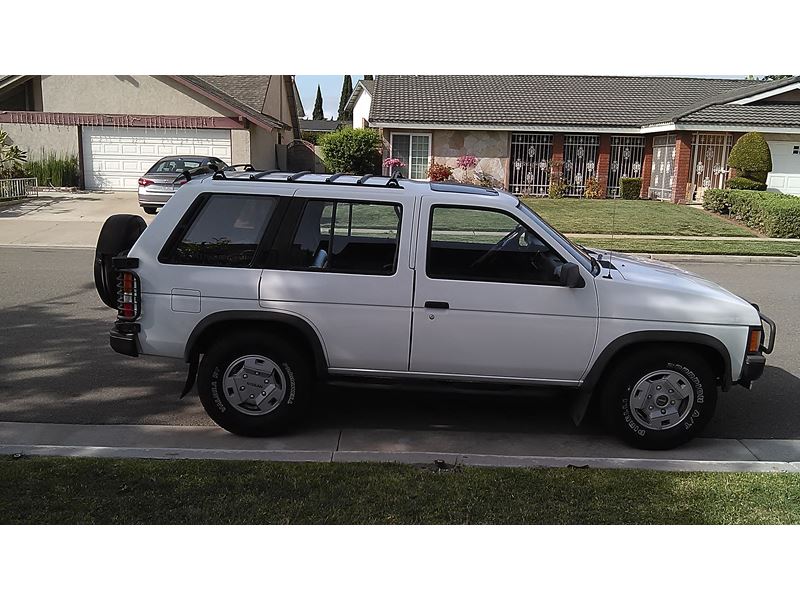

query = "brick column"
[
  {"left": 671, "top": 131, "right": 694, "bottom": 203},
  {"left": 550, "top": 133, "right": 565, "bottom": 192},
  {"left": 639, "top": 135, "right": 654, "bottom": 199},
  {"left": 596, "top": 134, "right": 611, "bottom": 196}
]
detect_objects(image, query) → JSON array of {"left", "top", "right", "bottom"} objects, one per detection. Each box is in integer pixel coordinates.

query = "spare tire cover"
[{"left": 94, "top": 214, "right": 147, "bottom": 309}]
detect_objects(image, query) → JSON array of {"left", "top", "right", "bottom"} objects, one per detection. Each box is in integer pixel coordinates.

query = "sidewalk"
[{"left": 2, "top": 421, "right": 799, "bottom": 472}]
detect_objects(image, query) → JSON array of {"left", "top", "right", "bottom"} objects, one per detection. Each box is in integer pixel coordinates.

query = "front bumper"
[{"left": 110, "top": 322, "right": 140, "bottom": 357}]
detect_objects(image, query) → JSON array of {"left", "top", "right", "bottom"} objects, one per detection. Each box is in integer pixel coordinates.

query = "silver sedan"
[{"left": 138, "top": 156, "right": 227, "bottom": 214}]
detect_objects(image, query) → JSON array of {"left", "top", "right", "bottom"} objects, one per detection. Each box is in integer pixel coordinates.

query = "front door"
[{"left": 410, "top": 197, "right": 598, "bottom": 383}]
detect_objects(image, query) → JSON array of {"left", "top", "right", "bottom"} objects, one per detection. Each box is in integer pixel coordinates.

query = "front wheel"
[
  {"left": 197, "top": 332, "right": 312, "bottom": 436},
  {"left": 599, "top": 347, "right": 717, "bottom": 450}
]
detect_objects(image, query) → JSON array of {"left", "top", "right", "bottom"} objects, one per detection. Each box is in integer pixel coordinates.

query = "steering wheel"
[{"left": 469, "top": 224, "right": 526, "bottom": 270}]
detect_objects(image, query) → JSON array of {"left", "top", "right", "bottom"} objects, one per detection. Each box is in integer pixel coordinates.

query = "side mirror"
[{"left": 556, "top": 262, "right": 585, "bottom": 288}]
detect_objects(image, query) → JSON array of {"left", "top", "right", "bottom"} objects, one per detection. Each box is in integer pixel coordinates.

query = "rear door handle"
[{"left": 424, "top": 301, "right": 449, "bottom": 309}]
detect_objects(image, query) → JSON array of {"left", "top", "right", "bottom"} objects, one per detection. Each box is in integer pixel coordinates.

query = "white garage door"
[
  {"left": 766, "top": 141, "right": 800, "bottom": 196},
  {"left": 82, "top": 127, "right": 232, "bottom": 190}
]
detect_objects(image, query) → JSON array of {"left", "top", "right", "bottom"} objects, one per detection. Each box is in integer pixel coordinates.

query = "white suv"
[{"left": 93, "top": 169, "right": 775, "bottom": 449}]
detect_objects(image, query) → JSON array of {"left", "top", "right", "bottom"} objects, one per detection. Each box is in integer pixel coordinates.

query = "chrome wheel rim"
[
  {"left": 222, "top": 355, "right": 287, "bottom": 416},
  {"left": 628, "top": 369, "right": 695, "bottom": 431}
]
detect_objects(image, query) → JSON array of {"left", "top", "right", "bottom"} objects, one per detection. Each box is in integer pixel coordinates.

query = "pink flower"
[
  {"left": 456, "top": 155, "right": 478, "bottom": 169},
  {"left": 383, "top": 158, "right": 406, "bottom": 168}
]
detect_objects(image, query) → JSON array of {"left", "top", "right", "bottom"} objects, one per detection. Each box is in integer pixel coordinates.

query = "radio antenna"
[{"left": 604, "top": 197, "right": 617, "bottom": 279}]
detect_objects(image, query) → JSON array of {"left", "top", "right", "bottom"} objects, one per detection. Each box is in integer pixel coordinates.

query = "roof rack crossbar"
[
  {"left": 287, "top": 171, "right": 312, "bottom": 181},
  {"left": 386, "top": 172, "right": 404, "bottom": 188},
  {"left": 326, "top": 173, "right": 347, "bottom": 183},
  {"left": 356, "top": 174, "right": 375, "bottom": 185},
  {"left": 249, "top": 169, "right": 281, "bottom": 180}
]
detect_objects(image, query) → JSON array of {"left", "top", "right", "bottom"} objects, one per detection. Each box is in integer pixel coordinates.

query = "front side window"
[
  {"left": 390, "top": 133, "right": 430, "bottom": 180},
  {"left": 282, "top": 200, "right": 401, "bottom": 275},
  {"left": 426, "top": 206, "right": 566, "bottom": 285},
  {"left": 164, "top": 194, "right": 276, "bottom": 267}
]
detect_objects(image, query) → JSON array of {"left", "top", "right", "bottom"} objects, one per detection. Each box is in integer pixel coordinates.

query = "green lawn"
[
  {"left": 570, "top": 236, "right": 800, "bottom": 257},
  {"left": 2, "top": 457, "right": 799, "bottom": 524},
  {"left": 524, "top": 198, "right": 757, "bottom": 237}
]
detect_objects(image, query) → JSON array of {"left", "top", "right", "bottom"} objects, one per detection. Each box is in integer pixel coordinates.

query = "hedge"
[
  {"left": 318, "top": 128, "right": 382, "bottom": 174},
  {"left": 728, "top": 132, "right": 772, "bottom": 184},
  {"left": 619, "top": 177, "right": 642, "bottom": 199},
  {"left": 703, "top": 189, "right": 800, "bottom": 238},
  {"left": 727, "top": 176, "right": 767, "bottom": 191}
]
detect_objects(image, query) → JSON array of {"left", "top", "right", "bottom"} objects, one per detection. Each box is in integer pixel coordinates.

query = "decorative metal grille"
[
  {"left": 563, "top": 135, "right": 599, "bottom": 197},
  {"left": 509, "top": 133, "right": 553, "bottom": 196},
  {"left": 649, "top": 134, "right": 676, "bottom": 200},
  {"left": 606, "top": 136, "right": 645, "bottom": 197},
  {"left": 691, "top": 133, "right": 733, "bottom": 193}
]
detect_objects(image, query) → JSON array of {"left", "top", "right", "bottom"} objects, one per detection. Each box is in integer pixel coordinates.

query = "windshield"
[
  {"left": 148, "top": 158, "right": 206, "bottom": 174},
  {"left": 517, "top": 201, "right": 599, "bottom": 276}
]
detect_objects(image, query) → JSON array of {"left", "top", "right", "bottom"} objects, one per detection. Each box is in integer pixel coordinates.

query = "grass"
[
  {"left": 23, "top": 150, "right": 80, "bottom": 188},
  {"left": 570, "top": 236, "right": 800, "bottom": 257},
  {"left": 524, "top": 198, "right": 757, "bottom": 237},
  {"left": 2, "top": 456, "right": 800, "bottom": 524}
]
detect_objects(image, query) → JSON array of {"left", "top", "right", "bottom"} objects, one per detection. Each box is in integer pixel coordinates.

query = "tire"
[
  {"left": 197, "top": 331, "right": 312, "bottom": 436},
  {"left": 143, "top": 206, "right": 157, "bottom": 215},
  {"left": 599, "top": 347, "right": 717, "bottom": 450},
  {"left": 93, "top": 214, "right": 147, "bottom": 308}
]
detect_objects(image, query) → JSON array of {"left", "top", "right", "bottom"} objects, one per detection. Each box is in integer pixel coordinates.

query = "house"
[
  {"left": 365, "top": 75, "right": 800, "bottom": 200},
  {"left": 0, "top": 75, "right": 304, "bottom": 190},
  {"left": 346, "top": 79, "right": 374, "bottom": 129},
  {"left": 299, "top": 118, "right": 342, "bottom": 144}
]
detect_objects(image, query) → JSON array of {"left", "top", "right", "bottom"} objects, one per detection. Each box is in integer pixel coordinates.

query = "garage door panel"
[
  {"left": 766, "top": 140, "right": 800, "bottom": 196},
  {"left": 82, "top": 127, "right": 232, "bottom": 191}
]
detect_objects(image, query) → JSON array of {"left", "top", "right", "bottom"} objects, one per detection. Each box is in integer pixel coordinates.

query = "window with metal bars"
[
  {"left": 563, "top": 135, "right": 599, "bottom": 197},
  {"left": 606, "top": 136, "right": 645, "bottom": 197},
  {"left": 508, "top": 133, "right": 553, "bottom": 196},
  {"left": 649, "top": 134, "right": 676, "bottom": 200}
]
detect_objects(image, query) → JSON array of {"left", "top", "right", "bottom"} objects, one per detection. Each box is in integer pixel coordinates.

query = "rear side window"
[
  {"left": 279, "top": 200, "right": 401, "bottom": 275},
  {"left": 163, "top": 194, "right": 276, "bottom": 267}
]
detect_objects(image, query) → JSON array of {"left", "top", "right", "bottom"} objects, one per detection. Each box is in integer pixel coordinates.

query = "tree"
[
  {"left": 0, "top": 129, "right": 27, "bottom": 179},
  {"left": 318, "top": 128, "right": 381, "bottom": 174},
  {"left": 728, "top": 131, "right": 772, "bottom": 184},
  {"left": 312, "top": 85, "right": 324, "bottom": 120},
  {"left": 363, "top": 75, "right": 374, "bottom": 81},
  {"left": 337, "top": 75, "right": 353, "bottom": 122}
]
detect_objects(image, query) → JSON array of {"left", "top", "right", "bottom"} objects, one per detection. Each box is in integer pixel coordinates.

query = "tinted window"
[
  {"left": 166, "top": 194, "right": 276, "bottom": 267},
  {"left": 149, "top": 158, "right": 204, "bottom": 174},
  {"left": 427, "top": 206, "right": 565, "bottom": 284},
  {"left": 281, "top": 200, "right": 401, "bottom": 275}
]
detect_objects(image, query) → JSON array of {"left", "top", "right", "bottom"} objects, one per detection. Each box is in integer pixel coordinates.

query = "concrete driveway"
[{"left": 0, "top": 191, "right": 153, "bottom": 247}]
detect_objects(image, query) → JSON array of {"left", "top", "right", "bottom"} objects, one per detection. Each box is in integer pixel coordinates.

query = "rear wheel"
[
  {"left": 142, "top": 206, "right": 157, "bottom": 215},
  {"left": 599, "top": 347, "right": 717, "bottom": 450},
  {"left": 197, "top": 332, "right": 312, "bottom": 436}
]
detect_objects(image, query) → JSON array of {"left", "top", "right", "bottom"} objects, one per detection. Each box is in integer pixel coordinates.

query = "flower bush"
[
  {"left": 382, "top": 157, "right": 406, "bottom": 176},
  {"left": 456, "top": 155, "right": 478, "bottom": 170},
  {"left": 428, "top": 162, "right": 453, "bottom": 182},
  {"left": 583, "top": 177, "right": 604, "bottom": 199}
]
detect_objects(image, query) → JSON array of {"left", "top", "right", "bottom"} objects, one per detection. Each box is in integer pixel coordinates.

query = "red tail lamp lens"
[{"left": 138, "top": 178, "right": 154, "bottom": 187}]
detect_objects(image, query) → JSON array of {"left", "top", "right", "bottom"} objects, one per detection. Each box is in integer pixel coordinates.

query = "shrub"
[
  {"left": 703, "top": 189, "right": 800, "bottom": 238},
  {"left": 473, "top": 169, "right": 498, "bottom": 189},
  {"left": 728, "top": 132, "right": 772, "bottom": 184},
  {"left": 619, "top": 177, "right": 642, "bottom": 199},
  {"left": 583, "top": 177, "right": 604, "bottom": 199},
  {"left": 24, "top": 150, "right": 79, "bottom": 187},
  {"left": 318, "top": 127, "right": 382, "bottom": 174},
  {"left": 727, "top": 176, "right": 767, "bottom": 191},
  {"left": 428, "top": 162, "right": 453, "bottom": 182},
  {"left": 0, "top": 129, "right": 27, "bottom": 179}
]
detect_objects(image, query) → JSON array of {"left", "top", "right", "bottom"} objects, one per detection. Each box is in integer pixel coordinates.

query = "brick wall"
[
  {"left": 671, "top": 132, "right": 694, "bottom": 203},
  {"left": 639, "top": 135, "right": 654, "bottom": 198},
  {"left": 596, "top": 134, "right": 611, "bottom": 193}
]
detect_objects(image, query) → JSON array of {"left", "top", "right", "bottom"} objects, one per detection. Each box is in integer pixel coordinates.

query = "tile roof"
[
  {"left": 677, "top": 104, "right": 800, "bottom": 127},
  {"left": 369, "top": 75, "right": 775, "bottom": 128},
  {"left": 300, "top": 119, "right": 342, "bottom": 131}
]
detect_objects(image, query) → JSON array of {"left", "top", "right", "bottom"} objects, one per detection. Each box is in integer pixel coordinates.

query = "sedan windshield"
[
  {"left": 148, "top": 158, "right": 205, "bottom": 174},
  {"left": 517, "top": 201, "right": 599, "bottom": 276}
]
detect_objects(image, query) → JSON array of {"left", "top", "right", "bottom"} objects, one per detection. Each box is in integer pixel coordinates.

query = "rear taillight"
[
  {"left": 116, "top": 271, "right": 141, "bottom": 320},
  {"left": 138, "top": 178, "right": 154, "bottom": 187},
  {"left": 747, "top": 327, "right": 762, "bottom": 354}
]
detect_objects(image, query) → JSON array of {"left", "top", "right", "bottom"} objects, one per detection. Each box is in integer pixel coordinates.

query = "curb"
[{"left": 632, "top": 253, "right": 800, "bottom": 264}]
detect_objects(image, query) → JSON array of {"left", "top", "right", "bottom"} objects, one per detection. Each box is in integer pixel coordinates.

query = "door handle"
[{"left": 424, "top": 301, "right": 449, "bottom": 309}]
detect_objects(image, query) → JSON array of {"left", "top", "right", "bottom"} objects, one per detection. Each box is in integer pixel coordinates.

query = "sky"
[{"left": 296, "top": 75, "right": 365, "bottom": 121}]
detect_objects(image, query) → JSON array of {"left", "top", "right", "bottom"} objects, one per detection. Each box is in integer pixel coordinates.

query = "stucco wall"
[
  {"left": 432, "top": 130, "right": 510, "bottom": 186},
  {"left": 250, "top": 127, "right": 278, "bottom": 170},
  {"left": 1, "top": 123, "right": 78, "bottom": 158},
  {"left": 40, "top": 75, "right": 235, "bottom": 117},
  {"left": 230, "top": 129, "right": 251, "bottom": 165},
  {"left": 352, "top": 92, "right": 371, "bottom": 129}
]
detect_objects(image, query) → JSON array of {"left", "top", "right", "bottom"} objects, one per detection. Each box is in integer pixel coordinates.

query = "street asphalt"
[{"left": 0, "top": 246, "right": 798, "bottom": 440}]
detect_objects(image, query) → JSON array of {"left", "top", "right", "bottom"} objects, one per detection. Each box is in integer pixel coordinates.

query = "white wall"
[
  {"left": 764, "top": 134, "right": 800, "bottom": 196},
  {"left": 352, "top": 90, "right": 372, "bottom": 129}
]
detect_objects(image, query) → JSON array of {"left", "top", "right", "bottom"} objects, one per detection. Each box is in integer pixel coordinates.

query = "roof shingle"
[{"left": 370, "top": 75, "right": 774, "bottom": 127}]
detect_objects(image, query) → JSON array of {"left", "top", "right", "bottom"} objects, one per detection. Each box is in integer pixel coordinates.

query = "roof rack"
[{"left": 207, "top": 170, "right": 405, "bottom": 189}]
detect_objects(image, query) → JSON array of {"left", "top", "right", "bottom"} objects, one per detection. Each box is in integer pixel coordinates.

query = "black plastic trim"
[
  {"left": 739, "top": 354, "right": 766, "bottom": 386},
  {"left": 581, "top": 330, "right": 733, "bottom": 392},
  {"left": 110, "top": 328, "right": 139, "bottom": 357},
  {"left": 759, "top": 312, "right": 776, "bottom": 354},
  {"left": 112, "top": 256, "right": 139, "bottom": 269},
  {"left": 183, "top": 310, "right": 328, "bottom": 375}
]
